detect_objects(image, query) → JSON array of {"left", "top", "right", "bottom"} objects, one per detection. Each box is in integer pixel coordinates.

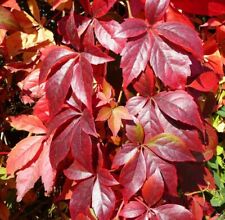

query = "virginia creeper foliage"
[{"left": 1, "top": 0, "right": 225, "bottom": 219}]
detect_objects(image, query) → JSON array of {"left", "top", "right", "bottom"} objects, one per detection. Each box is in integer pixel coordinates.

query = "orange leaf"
[
  {"left": 108, "top": 106, "right": 131, "bottom": 136},
  {"left": 96, "top": 106, "right": 112, "bottom": 121},
  {"left": 0, "top": 5, "right": 20, "bottom": 31}
]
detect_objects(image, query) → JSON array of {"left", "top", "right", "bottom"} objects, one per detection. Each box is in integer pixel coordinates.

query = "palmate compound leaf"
[
  {"left": 48, "top": 104, "right": 97, "bottom": 168},
  {"left": 69, "top": 171, "right": 117, "bottom": 220},
  {"left": 120, "top": 187, "right": 193, "bottom": 219},
  {"left": 58, "top": 1, "right": 125, "bottom": 54},
  {"left": 40, "top": 44, "right": 113, "bottom": 116},
  {"left": 114, "top": 0, "right": 203, "bottom": 88},
  {"left": 121, "top": 91, "right": 205, "bottom": 197},
  {"left": 65, "top": 156, "right": 118, "bottom": 220}
]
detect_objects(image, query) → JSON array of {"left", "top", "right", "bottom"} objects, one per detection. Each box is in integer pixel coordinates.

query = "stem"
[
  {"left": 117, "top": 89, "right": 123, "bottom": 104},
  {"left": 135, "top": 197, "right": 149, "bottom": 210},
  {"left": 184, "top": 184, "right": 209, "bottom": 196},
  {"left": 125, "top": 0, "right": 133, "bottom": 18},
  {"left": 0, "top": 152, "right": 9, "bottom": 155},
  {"left": 113, "top": 200, "right": 124, "bottom": 220}
]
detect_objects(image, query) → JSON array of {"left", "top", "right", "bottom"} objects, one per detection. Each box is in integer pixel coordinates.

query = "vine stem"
[
  {"left": 125, "top": 0, "right": 133, "bottom": 18},
  {"left": 184, "top": 184, "right": 210, "bottom": 196},
  {"left": 0, "top": 152, "right": 9, "bottom": 155},
  {"left": 117, "top": 89, "right": 123, "bottom": 104},
  {"left": 113, "top": 200, "right": 124, "bottom": 220}
]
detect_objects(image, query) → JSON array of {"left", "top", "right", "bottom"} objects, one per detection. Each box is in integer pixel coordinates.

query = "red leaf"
[
  {"left": 38, "top": 139, "right": 56, "bottom": 196},
  {"left": 142, "top": 168, "right": 164, "bottom": 207},
  {"left": 81, "top": 108, "right": 98, "bottom": 137},
  {"left": 33, "top": 96, "right": 50, "bottom": 123},
  {"left": 46, "top": 59, "right": 74, "bottom": 116},
  {"left": 115, "top": 18, "right": 147, "bottom": 38},
  {"left": 8, "top": 115, "right": 46, "bottom": 134},
  {"left": 49, "top": 105, "right": 96, "bottom": 168},
  {"left": 144, "top": 150, "right": 178, "bottom": 196},
  {"left": 120, "top": 33, "right": 151, "bottom": 87},
  {"left": 154, "top": 90, "right": 203, "bottom": 131},
  {"left": 50, "top": 118, "right": 78, "bottom": 168},
  {"left": 94, "top": 19, "right": 126, "bottom": 54},
  {"left": 71, "top": 128, "right": 93, "bottom": 172},
  {"left": 66, "top": 12, "right": 80, "bottom": 50},
  {"left": 79, "top": 0, "right": 91, "bottom": 14},
  {"left": 112, "top": 144, "right": 138, "bottom": 169},
  {"left": 147, "top": 133, "right": 195, "bottom": 162},
  {"left": 39, "top": 46, "right": 76, "bottom": 83},
  {"left": 92, "top": 0, "right": 117, "bottom": 18},
  {"left": 7, "top": 136, "right": 44, "bottom": 175},
  {"left": 48, "top": 107, "right": 79, "bottom": 134},
  {"left": 155, "top": 22, "right": 203, "bottom": 59},
  {"left": 189, "top": 71, "right": 219, "bottom": 93},
  {"left": 16, "top": 162, "right": 40, "bottom": 202},
  {"left": 71, "top": 56, "right": 93, "bottom": 111},
  {"left": 120, "top": 201, "right": 146, "bottom": 218},
  {"left": 126, "top": 123, "right": 145, "bottom": 145},
  {"left": 154, "top": 103, "right": 204, "bottom": 153},
  {"left": 119, "top": 151, "right": 146, "bottom": 200},
  {"left": 137, "top": 100, "right": 164, "bottom": 142},
  {"left": 171, "top": 0, "right": 225, "bottom": 16},
  {"left": 82, "top": 44, "right": 114, "bottom": 65},
  {"left": 150, "top": 33, "right": 191, "bottom": 89},
  {"left": 133, "top": 65, "right": 156, "bottom": 97},
  {"left": 92, "top": 177, "right": 116, "bottom": 220},
  {"left": 64, "top": 160, "right": 93, "bottom": 181},
  {"left": 145, "top": 0, "right": 170, "bottom": 24},
  {"left": 98, "top": 168, "right": 119, "bottom": 186},
  {"left": 70, "top": 177, "right": 95, "bottom": 219},
  {"left": 126, "top": 96, "right": 148, "bottom": 116},
  {"left": 154, "top": 204, "right": 194, "bottom": 220},
  {"left": 16, "top": 138, "right": 56, "bottom": 202}
]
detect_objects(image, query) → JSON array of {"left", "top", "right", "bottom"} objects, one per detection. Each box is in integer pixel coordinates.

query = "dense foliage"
[{"left": 0, "top": 0, "right": 225, "bottom": 219}]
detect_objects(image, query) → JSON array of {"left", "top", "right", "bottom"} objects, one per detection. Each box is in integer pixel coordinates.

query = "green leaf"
[
  {"left": 217, "top": 106, "right": 225, "bottom": 118},
  {"left": 213, "top": 172, "right": 222, "bottom": 188},
  {"left": 217, "top": 145, "right": 224, "bottom": 156},
  {"left": 210, "top": 189, "right": 225, "bottom": 207},
  {"left": 0, "top": 167, "right": 13, "bottom": 180}
]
